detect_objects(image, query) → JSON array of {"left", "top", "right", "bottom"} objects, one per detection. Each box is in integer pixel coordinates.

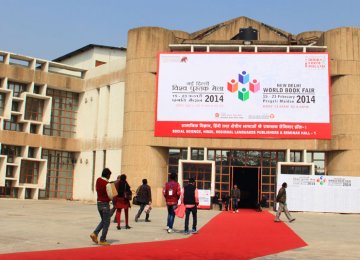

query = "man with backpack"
[
  {"left": 163, "top": 172, "right": 181, "bottom": 233},
  {"left": 182, "top": 178, "right": 199, "bottom": 235}
]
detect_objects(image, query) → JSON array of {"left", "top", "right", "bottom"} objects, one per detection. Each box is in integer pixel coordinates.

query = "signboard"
[
  {"left": 277, "top": 174, "right": 360, "bottom": 213},
  {"left": 198, "top": 189, "right": 211, "bottom": 209},
  {"left": 156, "top": 52, "right": 330, "bottom": 139}
]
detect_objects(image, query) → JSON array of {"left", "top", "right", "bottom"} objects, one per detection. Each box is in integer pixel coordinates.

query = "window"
[
  {"left": 281, "top": 165, "right": 311, "bottom": 175},
  {"left": 183, "top": 163, "right": 212, "bottom": 190},
  {"left": 28, "top": 147, "right": 36, "bottom": 158},
  {"left": 0, "top": 92, "right": 5, "bottom": 116},
  {"left": 40, "top": 150, "right": 75, "bottom": 199},
  {"left": 1, "top": 144, "right": 22, "bottom": 163},
  {"left": 25, "top": 97, "right": 44, "bottom": 121},
  {"left": 11, "top": 101, "right": 20, "bottom": 112},
  {"left": 43, "top": 88, "right": 79, "bottom": 138},
  {"left": 290, "top": 151, "right": 303, "bottom": 162},
  {"left": 307, "top": 152, "right": 326, "bottom": 175},
  {"left": 0, "top": 180, "right": 19, "bottom": 198},
  {"left": 20, "top": 160, "right": 40, "bottom": 184},
  {"left": 6, "top": 166, "right": 15, "bottom": 178},
  {"left": 33, "top": 84, "right": 41, "bottom": 94},
  {"left": 168, "top": 148, "right": 187, "bottom": 168},
  {"left": 30, "top": 124, "right": 38, "bottom": 134},
  {"left": 191, "top": 148, "right": 204, "bottom": 160},
  {"left": 8, "top": 81, "right": 27, "bottom": 97},
  {"left": 95, "top": 60, "right": 106, "bottom": 67},
  {"left": 3, "top": 115, "right": 23, "bottom": 131}
]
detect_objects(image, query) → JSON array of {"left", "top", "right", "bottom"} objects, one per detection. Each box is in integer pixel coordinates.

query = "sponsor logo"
[
  {"left": 316, "top": 175, "right": 327, "bottom": 185},
  {"left": 227, "top": 70, "right": 260, "bottom": 101}
]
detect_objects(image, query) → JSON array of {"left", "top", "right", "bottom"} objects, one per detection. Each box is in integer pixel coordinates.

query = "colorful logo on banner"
[
  {"left": 227, "top": 70, "right": 260, "bottom": 101},
  {"left": 316, "top": 175, "right": 327, "bottom": 185}
]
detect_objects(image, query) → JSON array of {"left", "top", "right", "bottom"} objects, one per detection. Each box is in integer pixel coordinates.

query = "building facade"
[
  {"left": 1, "top": 17, "right": 359, "bottom": 207},
  {"left": 0, "top": 44, "right": 126, "bottom": 201},
  {"left": 123, "top": 17, "right": 360, "bottom": 207}
]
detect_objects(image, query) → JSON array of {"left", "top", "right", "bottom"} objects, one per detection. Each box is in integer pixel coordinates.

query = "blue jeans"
[
  {"left": 167, "top": 205, "right": 177, "bottom": 229},
  {"left": 232, "top": 198, "right": 239, "bottom": 210},
  {"left": 184, "top": 206, "right": 197, "bottom": 232},
  {"left": 94, "top": 201, "right": 110, "bottom": 242}
]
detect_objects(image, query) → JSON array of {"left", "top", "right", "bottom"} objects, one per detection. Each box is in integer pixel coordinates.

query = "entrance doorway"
[{"left": 232, "top": 167, "right": 260, "bottom": 208}]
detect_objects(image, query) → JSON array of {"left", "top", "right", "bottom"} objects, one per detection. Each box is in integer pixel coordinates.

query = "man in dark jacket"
[
  {"left": 182, "top": 178, "right": 199, "bottom": 235},
  {"left": 231, "top": 184, "right": 241, "bottom": 213},
  {"left": 275, "top": 182, "right": 295, "bottom": 223},
  {"left": 135, "top": 179, "right": 152, "bottom": 222}
]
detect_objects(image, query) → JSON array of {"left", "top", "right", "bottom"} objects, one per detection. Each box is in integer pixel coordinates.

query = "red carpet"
[{"left": 0, "top": 210, "right": 306, "bottom": 260}]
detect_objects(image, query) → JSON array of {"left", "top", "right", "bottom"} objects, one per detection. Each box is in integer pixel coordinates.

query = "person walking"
[
  {"left": 90, "top": 168, "right": 113, "bottom": 246},
  {"left": 135, "top": 179, "right": 152, "bottom": 222},
  {"left": 110, "top": 175, "right": 121, "bottom": 222},
  {"left": 115, "top": 174, "right": 132, "bottom": 230},
  {"left": 231, "top": 184, "right": 241, "bottom": 213},
  {"left": 163, "top": 172, "right": 181, "bottom": 233},
  {"left": 275, "top": 182, "right": 295, "bottom": 223},
  {"left": 212, "top": 192, "right": 222, "bottom": 211},
  {"left": 182, "top": 178, "right": 199, "bottom": 235}
]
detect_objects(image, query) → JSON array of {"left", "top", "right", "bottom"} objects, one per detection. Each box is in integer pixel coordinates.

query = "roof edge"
[{"left": 53, "top": 44, "right": 126, "bottom": 62}]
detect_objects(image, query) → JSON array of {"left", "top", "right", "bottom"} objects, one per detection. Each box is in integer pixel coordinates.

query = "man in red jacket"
[
  {"left": 90, "top": 168, "right": 113, "bottom": 246},
  {"left": 163, "top": 172, "right": 181, "bottom": 233}
]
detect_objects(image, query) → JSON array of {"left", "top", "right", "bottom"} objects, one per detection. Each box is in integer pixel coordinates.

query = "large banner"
[
  {"left": 156, "top": 52, "right": 330, "bottom": 139},
  {"left": 277, "top": 174, "right": 360, "bottom": 213}
]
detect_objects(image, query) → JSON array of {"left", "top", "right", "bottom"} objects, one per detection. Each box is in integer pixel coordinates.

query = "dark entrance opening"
[{"left": 232, "top": 167, "right": 259, "bottom": 208}]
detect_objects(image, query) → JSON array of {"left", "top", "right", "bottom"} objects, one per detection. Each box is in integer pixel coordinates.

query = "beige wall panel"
[
  {"left": 353, "top": 28, "right": 359, "bottom": 60},
  {"left": 325, "top": 28, "right": 342, "bottom": 60},
  {"left": 345, "top": 28, "right": 354, "bottom": 60},
  {"left": 330, "top": 60, "right": 360, "bottom": 76},
  {"left": 123, "top": 131, "right": 153, "bottom": 146},
  {"left": 122, "top": 146, "right": 168, "bottom": 206},
  {"left": 330, "top": 135, "right": 360, "bottom": 150},
  {"left": 331, "top": 75, "right": 360, "bottom": 95},
  {"left": 125, "top": 58, "right": 157, "bottom": 74},
  {"left": 79, "top": 137, "right": 122, "bottom": 151},
  {"left": 0, "top": 64, "right": 34, "bottom": 83},
  {"left": 148, "top": 136, "right": 330, "bottom": 152},
  {"left": 134, "top": 91, "right": 156, "bottom": 112},
  {"left": 331, "top": 74, "right": 360, "bottom": 139},
  {"left": 331, "top": 115, "right": 360, "bottom": 135},
  {"left": 332, "top": 95, "right": 360, "bottom": 115},
  {"left": 85, "top": 70, "right": 124, "bottom": 90},
  {"left": 127, "top": 27, "right": 177, "bottom": 59},
  {"left": 124, "top": 111, "right": 154, "bottom": 132},
  {"left": 171, "top": 30, "right": 190, "bottom": 40},
  {"left": 295, "top": 31, "right": 323, "bottom": 42},
  {"left": 327, "top": 150, "right": 360, "bottom": 176},
  {"left": 125, "top": 73, "right": 156, "bottom": 94},
  {"left": 0, "top": 131, "right": 81, "bottom": 151},
  {"left": 124, "top": 90, "right": 155, "bottom": 114},
  {"left": 324, "top": 27, "right": 360, "bottom": 61}
]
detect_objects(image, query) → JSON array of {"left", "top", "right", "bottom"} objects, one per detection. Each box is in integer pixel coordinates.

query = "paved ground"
[{"left": 0, "top": 199, "right": 359, "bottom": 259}]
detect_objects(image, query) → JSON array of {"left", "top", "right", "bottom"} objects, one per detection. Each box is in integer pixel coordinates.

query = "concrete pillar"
[
  {"left": 123, "top": 27, "right": 179, "bottom": 206},
  {"left": 323, "top": 28, "right": 360, "bottom": 176}
]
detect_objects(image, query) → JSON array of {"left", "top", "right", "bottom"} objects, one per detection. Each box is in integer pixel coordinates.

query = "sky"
[{"left": 0, "top": 0, "right": 359, "bottom": 60}]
